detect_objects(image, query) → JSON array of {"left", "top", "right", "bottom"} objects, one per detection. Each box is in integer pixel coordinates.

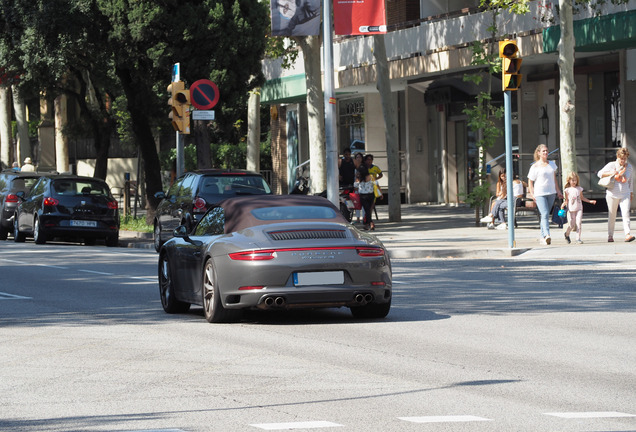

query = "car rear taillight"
[
  {"left": 5, "top": 194, "right": 18, "bottom": 203},
  {"left": 193, "top": 197, "right": 206, "bottom": 212},
  {"left": 238, "top": 286, "right": 265, "bottom": 291},
  {"left": 229, "top": 250, "right": 277, "bottom": 261},
  {"left": 43, "top": 197, "right": 59, "bottom": 206},
  {"left": 356, "top": 247, "right": 385, "bottom": 257},
  {"left": 107, "top": 201, "right": 118, "bottom": 210}
]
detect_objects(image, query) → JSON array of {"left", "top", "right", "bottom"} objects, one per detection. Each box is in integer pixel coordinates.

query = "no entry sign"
[{"left": 190, "top": 79, "right": 220, "bottom": 110}]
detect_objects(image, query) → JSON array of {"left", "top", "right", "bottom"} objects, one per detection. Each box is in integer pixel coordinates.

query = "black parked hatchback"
[
  {"left": 153, "top": 169, "right": 272, "bottom": 251},
  {"left": 14, "top": 175, "right": 120, "bottom": 246},
  {"left": 0, "top": 170, "right": 44, "bottom": 240}
]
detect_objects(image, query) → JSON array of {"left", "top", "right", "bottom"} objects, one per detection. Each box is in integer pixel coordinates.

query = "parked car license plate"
[
  {"left": 293, "top": 271, "right": 344, "bottom": 286},
  {"left": 70, "top": 220, "right": 97, "bottom": 227}
]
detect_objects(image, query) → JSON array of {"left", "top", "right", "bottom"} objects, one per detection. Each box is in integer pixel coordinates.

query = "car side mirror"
[
  {"left": 154, "top": 191, "right": 165, "bottom": 199},
  {"left": 16, "top": 191, "right": 25, "bottom": 200},
  {"left": 173, "top": 225, "right": 202, "bottom": 246}
]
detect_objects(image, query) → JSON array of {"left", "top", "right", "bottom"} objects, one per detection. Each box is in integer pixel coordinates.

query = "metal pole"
[
  {"left": 504, "top": 90, "right": 515, "bottom": 249},
  {"left": 323, "top": 0, "right": 338, "bottom": 207},
  {"left": 173, "top": 63, "right": 185, "bottom": 178}
]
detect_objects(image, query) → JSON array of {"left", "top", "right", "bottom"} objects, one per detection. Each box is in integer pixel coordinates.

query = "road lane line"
[
  {"left": 399, "top": 415, "right": 492, "bottom": 423},
  {"left": 0, "top": 258, "right": 28, "bottom": 264},
  {"left": 0, "top": 292, "right": 32, "bottom": 300},
  {"left": 130, "top": 276, "right": 158, "bottom": 282},
  {"left": 545, "top": 411, "right": 636, "bottom": 418},
  {"left": 79, "top": 269, "right": 114, "bottom": 276},
  {"left": 250, "top": 421, "right": 343, "bottom": 430}
]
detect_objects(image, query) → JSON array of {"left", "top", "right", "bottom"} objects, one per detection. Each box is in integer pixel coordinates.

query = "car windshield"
[
  {"left": 251, "top": 206, "right": 339, "bottom": 221},
  {"left": 11, "top": 177, "right": 40, "bottom": 192},
  {"left": 52, "top": 180, "right": 110, "bottom": 196},
  {"left": 198, "top": 175, "right": 271, "bottom": 200}
]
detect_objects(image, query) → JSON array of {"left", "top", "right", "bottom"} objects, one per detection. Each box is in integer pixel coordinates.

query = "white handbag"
[{"left": 598, "top": 175, "right": 614, "bottom": 188}]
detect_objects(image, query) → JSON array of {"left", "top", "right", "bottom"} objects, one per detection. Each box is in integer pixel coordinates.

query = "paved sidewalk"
[{"left": 119, "top": 204, "right": 636, "bottom": 259}]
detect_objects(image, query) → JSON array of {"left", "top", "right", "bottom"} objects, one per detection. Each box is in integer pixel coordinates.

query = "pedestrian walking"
[
  {"left": 354, "top": 165, "right": 376, "bottom": 231},
  {"left": 561, "top": 172, "right": 596, "bottom": 244},
  {"left": 527, "top": 144, "right": 562, "bottom": 245},
  {"left": 598, "top": 147, "right": 635, "bottom": 242}
]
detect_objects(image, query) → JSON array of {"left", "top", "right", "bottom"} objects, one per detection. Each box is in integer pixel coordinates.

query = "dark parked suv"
[
  {"left": 0, "top": 170, "right": 44, "bottom": 240},
  {"left": 153, "top": 169, "right": 272, "bottom": 251},
  {"left": 14, "top": 174, "right": 120, "bottom": 246}
]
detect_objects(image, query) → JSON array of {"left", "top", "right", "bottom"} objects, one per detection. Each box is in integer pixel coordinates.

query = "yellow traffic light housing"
[
  {"left": 499, "top": 40, "right": 522, "bottom": 92},
  {"left": 167, "top": 81, "right": 191, "bottom": 134}
]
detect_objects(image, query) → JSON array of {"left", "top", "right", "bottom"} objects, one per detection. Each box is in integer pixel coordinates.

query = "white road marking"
[
  {"left": 78, "top": 269, "right": 114, "bottom": 276},
  {"left": 130, "top": 276, "right": 157, "bottom": 282},
  {"left": 36, "top": 264, "right": 68, "bottom": 269},
  {"left": 0, "top": 258, "right": 27, "bottom": 264},
  {"left": 545, "top": 411, "right": 636, "bottom": 419},
  {"left": 0, "top": 292, "right": 32, "bottom": 300},
  {"left": 123, "top": 429, "right": 186, "bottom": 432},
  {"left": 250, "top": 421, "right": 343, "bottom": 430},
  {"left": 399, "top": 415, "right": 492, "bottom": 423}
]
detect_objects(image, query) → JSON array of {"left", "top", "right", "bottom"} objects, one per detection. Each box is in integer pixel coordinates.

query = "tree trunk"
[
  {"left": 558, "top": 0, "right": 577, "bottom": 185},
  {"left": 297, "top": 36, "right": 326, "bottom": 194},
  {"left": 373, "top": 35, "right": 401, "bottom": 222},
  {"left": 93, "top": 121, "right": 111, "bottom": 179},
  {"left": 246, "top": 89, "right": 261, "bottom": 172},
  {"left": 0, "top": 86, "right": 12, "bottom": 168},
  {"left": 116, "top": 66, "right": 164, "bottom": 217},
  {"left": 54, "top": 94, "right": 69, "bottom": 173},
  {"left": 12, "top": 85, "right": 30, "bottom": 165}
]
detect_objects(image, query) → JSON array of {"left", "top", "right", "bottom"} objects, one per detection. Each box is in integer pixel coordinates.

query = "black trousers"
[{"left": 360, "top": 193, "right": 375, "bottom": 226}]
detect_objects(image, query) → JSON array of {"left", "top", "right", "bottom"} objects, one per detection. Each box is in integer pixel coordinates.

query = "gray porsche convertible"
[{"left": 158, "top": 194, "right": 392, "bottom": 323}]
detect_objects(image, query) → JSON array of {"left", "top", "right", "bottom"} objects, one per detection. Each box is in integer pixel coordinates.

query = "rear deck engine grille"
[{"left": 268, "top": 229, "right": 347, "bottom": 241}]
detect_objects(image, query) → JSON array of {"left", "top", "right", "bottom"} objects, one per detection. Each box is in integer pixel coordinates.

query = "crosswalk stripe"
[
  {"left": 250, "top": 421, "right": 343, "bottom": 430},
  {"left": 545, "top": 411, "right": 636, "bottom": 419},
  {"left": 399, "top": 415, "right": 492, "bottom": 423}
]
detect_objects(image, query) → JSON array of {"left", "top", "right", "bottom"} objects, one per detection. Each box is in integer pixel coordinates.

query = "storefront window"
[{"left": 338, "top": 98, "right": 365, "bottom": 153}]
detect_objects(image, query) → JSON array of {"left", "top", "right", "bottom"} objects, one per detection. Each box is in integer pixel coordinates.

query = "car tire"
[
  {"left": 33, "top": 217, "right": 47, "bottom": 244},
  {"left": 153, "top": 222, "right": 163, "bottom": 252},
  {"left": 0, "top": 225, "right": 8, "bottom": 240},
  {"left": 105, "top": 234, "right": 118, "bottom": 247},
  {"left": 158, "top": 252, "right": 190, "bottom": 314},
  {"left": 350, "top": 300, "right": 391, "bottom": 319},
  {"left": 340, "top": 202, "right": 352, "bottom": 222},
  {"left": 13, "top": 219, "right": 25, "bottom": 243},
  {"left": 202, "top": 259, "right": 241, "bottom": 323}
]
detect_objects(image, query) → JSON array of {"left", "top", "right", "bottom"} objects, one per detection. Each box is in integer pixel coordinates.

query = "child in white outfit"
[{"left": 561, "top": 172, "right": 596, "bottom": 244}]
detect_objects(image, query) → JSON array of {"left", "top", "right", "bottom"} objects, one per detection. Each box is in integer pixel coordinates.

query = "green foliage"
[
  {"left": 120, "top": 214, "right": 153, "bottom": 233},
  {"left": 460, "top": 181, "right": 492, "bottom": 209}
]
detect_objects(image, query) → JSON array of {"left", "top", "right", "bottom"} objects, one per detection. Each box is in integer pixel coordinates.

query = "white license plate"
[
  {"left": 70, "top": 220, "right": 97, "bottom": 228},
  {"left": 293, "top": 271, "right": 344, "bottom": 286}
]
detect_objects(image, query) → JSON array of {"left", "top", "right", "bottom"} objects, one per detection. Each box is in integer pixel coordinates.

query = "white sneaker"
[
  {"left": 495, "top": 223, "right": 507, "bottom": 230},
  {"left": 487, "top": 223, "right": 495, "bottom": 230},
  {"left": 539, "top": 238, "right": 548, "bottom": 245},
  {"left": 480, "top": 215, "right": 493, "bottom": 223}
]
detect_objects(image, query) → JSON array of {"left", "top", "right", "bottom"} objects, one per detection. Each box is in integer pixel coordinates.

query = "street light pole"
[{"left": 323, "top": 0, "right": 338, "bottom": 207}]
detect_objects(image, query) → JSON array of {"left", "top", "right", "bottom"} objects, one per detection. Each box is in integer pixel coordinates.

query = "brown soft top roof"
[{"left": 220, "top": 195, "right": 346, "bottom": 233}]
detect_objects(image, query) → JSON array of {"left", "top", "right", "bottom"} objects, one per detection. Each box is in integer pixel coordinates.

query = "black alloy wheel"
[
  {"left": 158, "top": 253, "right": 190, "bottom": 314},
  {"left": 13, "top": 218, "right": 26, "bottom": 243},
  {"left": 33, "top": 217, "right": 47, "bottom": 245}
]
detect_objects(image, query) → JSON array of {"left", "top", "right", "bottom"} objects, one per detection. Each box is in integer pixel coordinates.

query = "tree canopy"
[{"left": 0, "top": 0, "right": 270, "bottom": 208}]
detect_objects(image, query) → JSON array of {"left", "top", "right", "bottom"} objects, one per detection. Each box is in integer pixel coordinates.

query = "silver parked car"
[{"left": 158, "top": 194, "right": 392, "bottom": 323}]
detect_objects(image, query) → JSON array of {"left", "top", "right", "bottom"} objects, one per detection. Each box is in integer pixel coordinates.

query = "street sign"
[
  {"left": 190, "top": 79, "right": 220, "bottom": 110},
  {"left": 192, "top": 110, "right": 215, "bottom": 121}
]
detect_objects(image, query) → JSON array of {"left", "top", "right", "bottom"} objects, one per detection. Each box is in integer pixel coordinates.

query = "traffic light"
[
  {"left": 167, "top": 81, "right": 191, "bottom": 134},
  {"left": 499, "top": 40, "right": 522, "bottom": 91}
]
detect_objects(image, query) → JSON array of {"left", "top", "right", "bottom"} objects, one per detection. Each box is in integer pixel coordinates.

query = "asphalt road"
[{"left": 1, "top": 241, "right": 635, "bottom": 432}]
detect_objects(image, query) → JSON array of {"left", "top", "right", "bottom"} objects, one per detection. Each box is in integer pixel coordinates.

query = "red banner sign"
[{"left": 334, "top": 0, "right": 387, "bottom": 36}]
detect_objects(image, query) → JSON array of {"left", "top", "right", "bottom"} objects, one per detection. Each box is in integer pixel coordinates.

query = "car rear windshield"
[
  {"left": 251, "top": 206, "right": 338, "bottom": 221},
  {"left": 52, "top": 180, "right": 110, "bottom": 196},
  {"left": 11, "top": 177, "right": 40, "bottom": 193},
  {"left": 198, "top": 175, "right": 271, "bottom": 200}
]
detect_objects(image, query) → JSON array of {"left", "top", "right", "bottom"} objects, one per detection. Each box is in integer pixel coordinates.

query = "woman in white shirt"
[
  {"left": 597, "top": 147, "right": 635, "bottom": 242},
  {"left": 527, "top": 144, "right": 563, "bottom": 245}
]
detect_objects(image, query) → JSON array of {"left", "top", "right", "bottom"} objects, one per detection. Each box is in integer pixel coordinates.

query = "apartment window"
[{"left": 338, "top": 98, "right": 365, "bottom": 153}]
